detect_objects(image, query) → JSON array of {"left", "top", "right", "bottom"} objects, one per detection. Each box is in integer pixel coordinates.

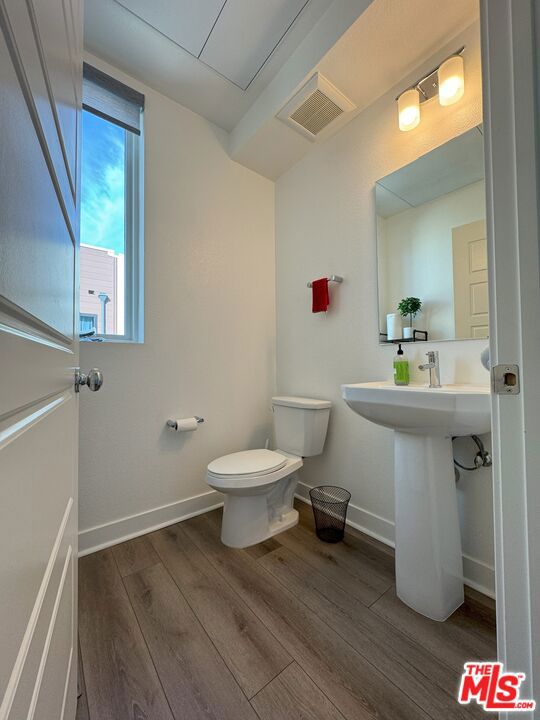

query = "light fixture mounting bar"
[{"left": 396, "top": 46, "right": 465, "bottom": 103}]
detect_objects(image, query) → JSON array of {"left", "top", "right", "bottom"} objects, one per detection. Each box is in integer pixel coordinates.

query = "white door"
[
  {"left": 481, "top": 0, "right": 540, "bottom": 713},
  {"left": 0, "top": 1, "right": 83, "bottom": 718},
  {"left": 452, "top": 220, "right": 489, "bottom": 339}
]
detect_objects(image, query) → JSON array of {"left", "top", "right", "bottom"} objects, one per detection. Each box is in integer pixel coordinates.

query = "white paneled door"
[
  {"left": 481, "top": 0, "right": 540, "bottom": 713},
  {"left": 0, "top": 0, "right": 82, "bottom": 719}
]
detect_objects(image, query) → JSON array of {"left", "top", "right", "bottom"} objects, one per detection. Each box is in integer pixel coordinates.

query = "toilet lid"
[{"left": 208, "top": 449, "right": 287, "bottom": 477}]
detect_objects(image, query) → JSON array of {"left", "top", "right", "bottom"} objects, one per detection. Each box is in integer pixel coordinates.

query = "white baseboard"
[
  {"left": 462, "top": 555, "right": 496, "bottom": 598},
  {"left": 78, "top": 490, "right": 224, "bottom": 557},
  {"left": 295, "top": 482, "right": 495, "bottom": 599},
  {"left": 79, "top": 483, "right": 495, "bottom": 598}
]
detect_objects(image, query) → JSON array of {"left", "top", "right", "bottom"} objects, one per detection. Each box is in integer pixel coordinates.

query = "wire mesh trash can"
[{"left": 309, "top": 486, "right": 351, "bottom": 543}]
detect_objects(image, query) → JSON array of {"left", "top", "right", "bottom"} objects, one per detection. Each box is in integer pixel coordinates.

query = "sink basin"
[
  {"left": 341, "top": 381, "right": 491, "bottom": 621},
  {"left": 342, "top": 382, "right": 491, "bottom": 435}
]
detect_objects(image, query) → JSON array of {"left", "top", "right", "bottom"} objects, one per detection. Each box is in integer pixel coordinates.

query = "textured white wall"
[
  {"left": 79, "top": 56, "right": 275, "bottom": 547},
  {"left": 275, "top": 22, "right": 495, "bottom": 594}
]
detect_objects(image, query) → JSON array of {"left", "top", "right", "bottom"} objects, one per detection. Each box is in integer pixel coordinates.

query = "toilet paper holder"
[{"left": 166, "top": 417, "right": 204, "bottom": 430}]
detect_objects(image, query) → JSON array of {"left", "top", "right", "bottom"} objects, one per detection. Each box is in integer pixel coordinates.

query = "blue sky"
[{"left": 81, "top": 110, "right": 125, "bottom": 255}]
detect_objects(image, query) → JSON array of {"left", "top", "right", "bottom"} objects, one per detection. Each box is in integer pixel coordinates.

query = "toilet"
[{"left": 207, "top": 396, "right": 331, "bottom": 547}]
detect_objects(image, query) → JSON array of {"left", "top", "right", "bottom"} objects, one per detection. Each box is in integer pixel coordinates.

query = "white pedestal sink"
[{"left": 341, "top": 381, "right": 491, "bottom": 621}]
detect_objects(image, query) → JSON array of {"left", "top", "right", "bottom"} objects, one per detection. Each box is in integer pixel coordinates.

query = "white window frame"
[
  {"left": 81, "top": 112, "right": 144, "bottom": 344},
  {"left": 124, "top": 126, "right": 144, "bottom": 343}
]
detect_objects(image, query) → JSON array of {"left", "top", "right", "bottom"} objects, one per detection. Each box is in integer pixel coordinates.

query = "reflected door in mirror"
[{"left": 452, "top": 220, "right": 488, "bottom": 338}]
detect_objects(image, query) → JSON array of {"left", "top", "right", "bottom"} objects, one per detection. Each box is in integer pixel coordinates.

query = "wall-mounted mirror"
[{"left": 376, "top": 126, "right": 487, "bottom": 344}]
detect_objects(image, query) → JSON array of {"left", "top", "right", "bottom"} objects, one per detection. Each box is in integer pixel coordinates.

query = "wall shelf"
[{"left": 379, "top": 330, "right": 428, "bottom": 343}]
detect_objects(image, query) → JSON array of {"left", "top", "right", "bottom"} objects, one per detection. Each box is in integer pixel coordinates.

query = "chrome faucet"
[{"left": 418, "top": 350, "right": 441, "bottom": 388}]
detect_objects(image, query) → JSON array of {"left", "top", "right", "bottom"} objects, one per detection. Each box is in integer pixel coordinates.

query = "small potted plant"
[{"left": 398, "top": 297, "right": 422, "bottom": 339}]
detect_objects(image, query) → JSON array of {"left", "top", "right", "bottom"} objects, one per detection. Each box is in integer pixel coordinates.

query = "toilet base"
[
  {"left": 268, "top": 508, "right": 298, "bottom": 538},
  {"left": 221, "top": 502, "right": 299, "bottom": 548},
  {"left": 220, "top": 473, "right": 300, "bottom": 548}
]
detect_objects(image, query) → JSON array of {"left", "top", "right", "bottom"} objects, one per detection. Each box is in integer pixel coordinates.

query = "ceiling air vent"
[{"left": 278, "top": 73, "right": 356, "bottom": 141}]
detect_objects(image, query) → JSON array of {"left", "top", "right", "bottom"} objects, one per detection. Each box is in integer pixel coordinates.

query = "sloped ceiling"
[
  {"left": 84, "top": 0, "right": 480, "bottom": 180},
  {"left": 84, "top": 0, "right": 335, "bottom": 130},
  {"left": 115, "top": 0, "right": 315, "bottom": 90}
]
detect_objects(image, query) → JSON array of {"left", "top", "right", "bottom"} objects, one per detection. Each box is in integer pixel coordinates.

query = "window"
[
  {"left": 79, "top": 313, "right": 97, "bottom": 334},
  {"left": 80, "top": 64, "right": 144, "bottom": 342}
]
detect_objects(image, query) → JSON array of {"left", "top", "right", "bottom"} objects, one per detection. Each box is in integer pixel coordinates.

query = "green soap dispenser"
[{"left": 393, "top": 343, "right": 410, "bottom": 386}]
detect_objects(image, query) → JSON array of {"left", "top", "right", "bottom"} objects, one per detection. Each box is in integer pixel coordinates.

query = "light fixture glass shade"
[
  {"left": 398, "top": 88, "right": 420, "bottom": 132},
  {"left": 438, "top": 55, "right": 464, "bottom": 106}
]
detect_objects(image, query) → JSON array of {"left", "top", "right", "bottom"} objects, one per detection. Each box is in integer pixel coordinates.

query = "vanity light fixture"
[
  {"left": 396, "top": 47, "right": 465, "bottom": 131},
  {"left": 438, "top": 54, "right": 465, "bottom": 106},
  {"left": 398, "top": 88, "right": 421, "bottom": 132}
]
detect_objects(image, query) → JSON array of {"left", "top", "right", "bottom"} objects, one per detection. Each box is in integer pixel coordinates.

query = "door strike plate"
[{"left": 491, "top": 364, "right": 520, "bottom": 395}]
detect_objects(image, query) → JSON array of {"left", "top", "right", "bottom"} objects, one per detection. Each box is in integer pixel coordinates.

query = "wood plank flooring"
[
  {"left": 76, "top": 644, "right": 89, "bottom": 720},
  {"left": 148, "top": 522, "right": 292, "bottom": 698},
  {"left": 78, "top": 549, "right": 173, "bottom": 720},
  {"left": 78, "top": 500, "right": 497, "bottom": 720}
]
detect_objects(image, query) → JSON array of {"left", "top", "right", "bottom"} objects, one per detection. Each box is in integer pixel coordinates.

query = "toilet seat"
[
  {"left": 207, "top": 450, "right": 302, "bottom": 492},
  {"left": 208, "top": 449, "right": 287, "bottom": 478}
]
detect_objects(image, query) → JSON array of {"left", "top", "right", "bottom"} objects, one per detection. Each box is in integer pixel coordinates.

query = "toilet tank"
[{"left": 272, "top": 396, "right": 331, "bottom": 457}]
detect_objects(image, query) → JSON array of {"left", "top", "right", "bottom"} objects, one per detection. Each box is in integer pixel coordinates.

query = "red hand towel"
[{"left": 311, "top": 277, "right": 330, "bottom": 313}]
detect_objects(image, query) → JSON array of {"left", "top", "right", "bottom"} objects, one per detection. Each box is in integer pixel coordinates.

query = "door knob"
[{"left": 75, "top": 368, "right": 103, "bottom": 392}]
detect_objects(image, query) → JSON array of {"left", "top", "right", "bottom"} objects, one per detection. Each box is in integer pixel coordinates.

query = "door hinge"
[{"left": 491, "top": 364, "right": 520, "bottom": 394}]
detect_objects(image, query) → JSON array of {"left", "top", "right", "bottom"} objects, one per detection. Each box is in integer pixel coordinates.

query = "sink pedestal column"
[{"left": 394, "top": 431, "right": 464, "bottom": 621}]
